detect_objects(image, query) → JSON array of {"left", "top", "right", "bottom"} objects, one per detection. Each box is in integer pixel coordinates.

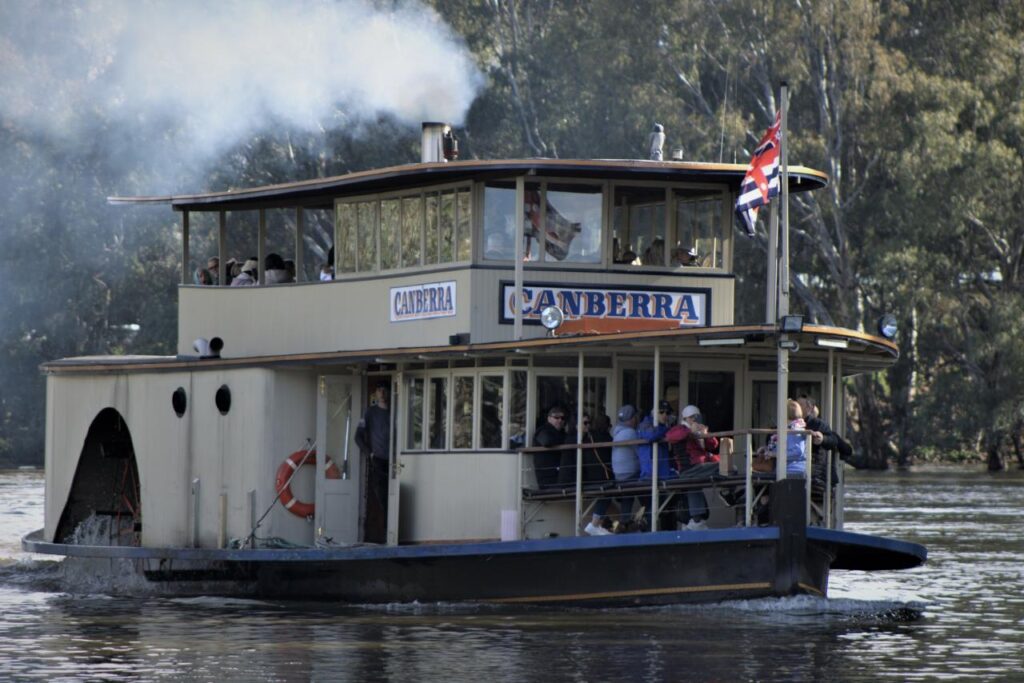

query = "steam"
[{"left": 0, "top": 0, "right": 484, "bottom": 171}]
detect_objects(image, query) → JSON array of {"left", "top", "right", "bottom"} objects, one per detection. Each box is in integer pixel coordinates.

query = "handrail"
[{"left": 519, "top": 427, "right": 835, "bottom": 532}]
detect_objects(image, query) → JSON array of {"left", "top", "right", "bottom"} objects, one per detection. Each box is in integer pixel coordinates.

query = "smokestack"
[{"left": 422, "top": 122, "right": 458, "bottom": 163}]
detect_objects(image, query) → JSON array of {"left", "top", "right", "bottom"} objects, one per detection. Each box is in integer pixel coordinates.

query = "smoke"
[{"left": 0, "top": 0, "right": 484, "bottom": 173}]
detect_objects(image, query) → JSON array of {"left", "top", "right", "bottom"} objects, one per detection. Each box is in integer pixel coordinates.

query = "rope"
[{"left": 245, "top": 438, "right": 316, "bottom": 549}]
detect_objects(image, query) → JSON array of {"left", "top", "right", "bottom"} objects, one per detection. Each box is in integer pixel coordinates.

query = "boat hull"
[{"left": 22, "top": 525, "right": 925, "bottom": 606}]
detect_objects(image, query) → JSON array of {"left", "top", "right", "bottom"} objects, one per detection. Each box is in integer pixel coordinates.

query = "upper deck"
[{"left": 109, "top": 157, "right": 829, "bottom": 360}]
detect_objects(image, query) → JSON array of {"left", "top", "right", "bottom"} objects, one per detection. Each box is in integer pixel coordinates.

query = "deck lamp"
[
  {"left": 539, "top": 305, "right": 564, "bottom": 332},
  {"left": 878, "top": 314, "right": 898, "bottom": 340},
  {"left": 779, "top": 315, "right": 804, "bottom": 333}
]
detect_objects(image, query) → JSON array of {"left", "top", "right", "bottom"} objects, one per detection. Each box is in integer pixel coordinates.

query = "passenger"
[
  {"left": 611, "top": 404, "right": 643, "bottom": 526},
  {"left": 225, "top": 258, "right": 241, "bottom": 283},
  {"left": 231, "top": 258, "right": 258, "bottom": 286},
  {"left": 615, "top": 244, "right": 638, "bottom": 264},
  {"left": 193, "top": 268, "right": 213, "bottom": 286},
  {"left": 638, "top": 400, "right": 675, "bottom": 480},
  {"left": 758, "top": 399, "right": 807, "bottom": 476},
  {"left": 666, "top": 404, "right": 720, "bottom": 530},
  {"left": 264, "top": 253, "right": 289, "bottom": 285},
  {"left": 558, "top": 413, "right": 613, "bottom": 535},
  {"left": 797, "top": 395, "right": 852, "bottom": 484},
  {"left": 319, "top": 263, "right": 334, "bottom": 281},
  {"left": 283, "top": 259, "right": 297, "bottom": 283},
  {"left": 672, "top": 245, "right": 698, "bottom": 267},
  {"left": 355, "top": 381, "right": 391, "bottom": 543},
  {"left": 206, "top": 257, "right": 220, "bottom": 284},
  {"left": 642, "top": 237, "right": 665, "bottom": 266},
  {"left": 532, "top": 406, "right": 568, "bottom": 488}
]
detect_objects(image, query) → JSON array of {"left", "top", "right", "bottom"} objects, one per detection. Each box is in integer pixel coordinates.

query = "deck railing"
[{"left": 519, "top": 428, "right": 836, "bottom": 536}]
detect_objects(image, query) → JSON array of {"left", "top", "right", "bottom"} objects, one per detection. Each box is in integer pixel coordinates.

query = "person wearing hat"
[
  {"left": 231, "top": 258, "right": 259, "bottom": 286},
  {"left": 532, "top": 405, "right": 569, "bottom": 488},
  {"left": 672, "top": 245, "right": 698, "bottom": 267},
  {"left": 666, "top": 404, "right": 721, "bottom": 530},
  {"left": 637, "top": 400, "right": 676, "bottom": 480}
]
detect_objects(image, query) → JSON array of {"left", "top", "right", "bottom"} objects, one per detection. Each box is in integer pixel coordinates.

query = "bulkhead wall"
[
  {"left": 178, "top": 269, "right": 473, "bottom": 358},
  {"left": 45, "top": 367, "right": 318, "bottom": 548}
]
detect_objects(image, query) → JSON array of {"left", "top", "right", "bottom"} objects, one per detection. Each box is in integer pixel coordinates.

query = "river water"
[{"left": 1, "top": 467, "right": 1021, "bottom": 681}]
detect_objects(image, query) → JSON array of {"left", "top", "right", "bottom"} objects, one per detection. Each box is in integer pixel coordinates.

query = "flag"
[{"left": 735, "top": 112, "right": 781, "bottom": 236}]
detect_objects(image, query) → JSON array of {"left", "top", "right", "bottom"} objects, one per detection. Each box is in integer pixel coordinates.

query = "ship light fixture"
[
  {"left": 540, "top": 306, "right": 564, "bottom": 332},
  {"left": 698, "top": 337, "right": 745, "bottom": 347},
  {"left": 815, "top": 337, "right": 849, "bottom": 349},
  {"left": 878, "top": 314, "right": 898, "bottom": 340},
  {"left": 779, "top": 315, "right": 804, "bottom": 333}
]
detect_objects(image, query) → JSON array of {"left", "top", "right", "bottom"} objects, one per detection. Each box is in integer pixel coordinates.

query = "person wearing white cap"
[
  {"left": 231, "top": 258, "right": 259, "bottom": 286},
  {"left": 667, "top": 404, "right": 720, "bottom": 530}
]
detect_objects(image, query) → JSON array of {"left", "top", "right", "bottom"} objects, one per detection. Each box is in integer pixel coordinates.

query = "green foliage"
[{"left": 2, "top": 0, "right": 1022, "bottom": 466}]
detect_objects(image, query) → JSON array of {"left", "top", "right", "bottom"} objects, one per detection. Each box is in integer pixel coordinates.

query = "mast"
[{"left": 775, "top": 83, "right": 790, "bottom": 481}]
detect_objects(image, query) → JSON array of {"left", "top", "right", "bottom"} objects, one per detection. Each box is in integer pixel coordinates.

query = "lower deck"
[{"left": 42, "top": 329, "right": 875, "bottom": 552}]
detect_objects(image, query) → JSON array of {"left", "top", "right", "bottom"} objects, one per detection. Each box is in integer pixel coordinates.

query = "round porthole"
[
  {"left": 171, "top": 387, "right": 187, "bottom": 417},
  {"left": 215, "top": 385, "right": 231, "bottom": 415}
]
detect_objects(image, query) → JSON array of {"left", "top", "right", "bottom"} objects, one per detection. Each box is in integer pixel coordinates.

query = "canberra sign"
[
  {"left": 500, "top": 282, "right": 709, "bottom": 327},
  {"left": 390, "top": 280, "right": 457, "bottom": 322}
]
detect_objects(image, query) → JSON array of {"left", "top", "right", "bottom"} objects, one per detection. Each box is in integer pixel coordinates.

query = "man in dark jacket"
[
  {"left": 356, "top": 381, "right": 391, "bottom": 542},
  {"left": 532, "top": 406, "right": 568, "bottom": 487},
  {"left": 797, "top": 396, "right": 852, "bottom": 484}
]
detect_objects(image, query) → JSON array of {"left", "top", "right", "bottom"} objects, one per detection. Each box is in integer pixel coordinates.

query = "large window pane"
[
  {"left": 406, "top": 376, "right": 424, "bottom": 449},
  {"left": 509, "top": 370, "right": 527, "bottom": 449},
  {"left": 612, "top": 186, "right": 665, "bottom": 267},
  {"left": 675, "top": 190, "right": 724, "bottom": 268},
  {"left": 456, "top": 189, "right": 472, "bottom": 261},
  {"left": 380, "top": 199, "right": 399, "bottom": 270},
  {"left": 401, "top": 196, "right": 422, "bottom": 268},
  {"left": 336, "top": 203, "right": 357, "bottom": 274},
  {"left": 356, "top": 201, "right": 377, "bottom": 272},
  {"left": 425, "top": 194, "right": 439, "bottom": 265},
  {"left": 453, "top": 376, "right": 474, "bottom": 449},
  {"left": 483, "top": 183, "right": 516, "bottom": 260},
  {"left": 428, "top": 376, "right": 447, "bottom": 449},
  {"left": 440, "top": 191, "right": 455, "bottom": 263},
  {"left": 544, "top": 183, "right": 602, "bottom": 263},
  {"left": 687, "top": 371, "right": 734, "bottom": 433},
  {"left": 480, "top": 375, "right": 504, "bottom": 449}
]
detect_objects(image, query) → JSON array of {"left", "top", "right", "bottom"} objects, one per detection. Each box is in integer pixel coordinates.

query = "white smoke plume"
[{"left": 0, "top": 0, "right": 484, "bottom": 170}]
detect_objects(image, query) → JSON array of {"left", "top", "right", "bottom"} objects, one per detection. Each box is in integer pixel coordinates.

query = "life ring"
[{"left": 275, "top": 449, "right": 342, "bottom": 518}]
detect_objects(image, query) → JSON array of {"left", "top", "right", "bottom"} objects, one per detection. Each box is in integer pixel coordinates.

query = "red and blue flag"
[{"left": 735, "top": 112, "right": 781, "bottom": 236}]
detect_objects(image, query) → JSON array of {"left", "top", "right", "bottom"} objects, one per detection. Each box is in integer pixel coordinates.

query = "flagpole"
[
  {"left": 765, "top": 192, "right": 779, "bottom": 323},
  {"left": 775, "top": 82, "right": 790, "bottom": 482}
]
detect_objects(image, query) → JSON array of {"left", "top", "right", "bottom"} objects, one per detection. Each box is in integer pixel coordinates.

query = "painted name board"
[
  {"left": 499, "top": 282, "right": 708, "bottom": 327},
  {"left": 390, "top": 280, "right": 457, "bottom": 322}
]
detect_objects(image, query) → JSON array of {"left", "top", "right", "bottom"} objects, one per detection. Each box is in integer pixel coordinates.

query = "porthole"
[
  {"left": 171, "top": 387, "right": 187, "bottom": 417},
  {"left": 215, "top": 385, "right": 231, "bottom": 415}
]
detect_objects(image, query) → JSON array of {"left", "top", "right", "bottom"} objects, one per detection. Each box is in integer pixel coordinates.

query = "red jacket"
[{"left": 665, "top": 424, "right": 720, "bottom": 470}]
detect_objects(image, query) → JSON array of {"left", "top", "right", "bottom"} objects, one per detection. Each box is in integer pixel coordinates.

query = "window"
[
  {"left": 336, "top": 203, "right": 357, "bottom": 274},
  {"left": 675, "top": 189, "right": 725, "bottom": 268},
  {"left": 407, "top": 376, "right": 425, "bottom": 449},
  {"left": 483, "top": 181, "right": 603, "bottom": 263},
  {"left": 456, "top": 189, "right": 472, "bottom": 261},
  {"left": 544, "top": 183, "right": 602, "bottom": 263},
  {"left": 380, "top": 199, "right": 399, "bottom": 270},
  {"left": 335, "top": 184, "right": 470, "bottom": 274},
  {"left": 480, "top": 375, "right": 504, "bottom": 449},
  {"left": 613, "top": 186, "right": 666, "bottom": 266},
  {"left": 356, "top": 201, "right": 377, "bottom": 272},
  {"left": 428, "top": 376, "right": 448, "bottom": 449},
  {"left": 508, "top": 370, "right": 527, "bottom": 449},
  {"left": 401, "top": 196, "right": 422, "bottom": 268},
  {"left": 453, "top": 375, "right": 474, "bottom": 449}
]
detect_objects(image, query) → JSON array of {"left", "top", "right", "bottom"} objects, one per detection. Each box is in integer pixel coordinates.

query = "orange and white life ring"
[{"left": 274, "top": 449, "right": 342, "bottom": 518}]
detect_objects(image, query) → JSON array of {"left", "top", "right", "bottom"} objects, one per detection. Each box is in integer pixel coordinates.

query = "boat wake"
[{"left": 665, "top": 594, "right": 927, "bottom": 623}]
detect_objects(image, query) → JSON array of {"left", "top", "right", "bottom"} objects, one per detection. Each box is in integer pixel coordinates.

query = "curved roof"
[
  {"left": 108, "top": 158, "right": 829, "bottom": 211},
  {"left": 42, "top": 323, "right": 894, "bottom": 376}
]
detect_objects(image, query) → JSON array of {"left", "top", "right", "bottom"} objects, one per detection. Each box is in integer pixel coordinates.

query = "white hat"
[{"left": 681, "top": 404, "right": 701, "bottom": 419}]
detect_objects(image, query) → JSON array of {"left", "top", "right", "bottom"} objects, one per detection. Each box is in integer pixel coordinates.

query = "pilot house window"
[{"left": 335, "top": 186, "right": 471, "bottom": 275}]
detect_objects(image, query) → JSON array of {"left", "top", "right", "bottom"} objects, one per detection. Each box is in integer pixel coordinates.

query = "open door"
[
  {"left": 386, "top": 372, "right": 402, "bottom": 546},
  {"left": 315, "top": 375, "right": 361, "bottom": 545}
]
